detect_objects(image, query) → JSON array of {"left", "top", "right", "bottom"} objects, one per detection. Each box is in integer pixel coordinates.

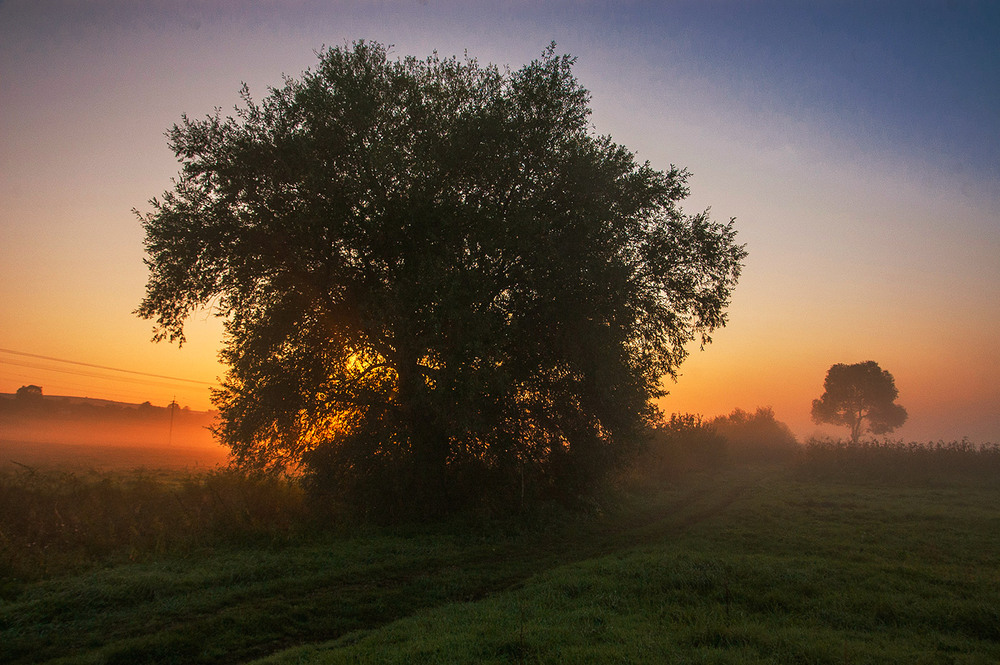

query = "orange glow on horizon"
[
  {"left": 2, "top": 5, "right": 998, "bottom": 450},
  {"left": 659, "top": 329, "right": 1000, "bottom": 445}
]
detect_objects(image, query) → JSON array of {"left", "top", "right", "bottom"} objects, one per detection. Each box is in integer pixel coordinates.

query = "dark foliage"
[
  {"left": 136, "top": 41, "right": 746, "bottom": 517},
  {"left": 14, "top": 385, "right": 42, "bottom": 403},
  {"left": 632, "top": 408, "right": 800, "bottom": 485}
]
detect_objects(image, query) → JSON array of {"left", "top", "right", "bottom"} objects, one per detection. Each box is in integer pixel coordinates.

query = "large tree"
[
  {"left": 137, "top": 42, "right": 747, "bottom": 515},
  {"left": 811, "top": 361, "right": 908, "bottom": 444}
]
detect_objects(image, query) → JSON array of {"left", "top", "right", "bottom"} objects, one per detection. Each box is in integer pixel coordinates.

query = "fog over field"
[{"left": 0, "top": 394, "right": 225, "bottom": 469}]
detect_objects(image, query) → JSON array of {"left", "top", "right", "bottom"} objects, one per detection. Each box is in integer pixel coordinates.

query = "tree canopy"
[
  {"left": 811, "top": 361, "right": 908, "bottom": 444},
  {"left": 137, "top": 42, "right": 747, "bottom": 516}
]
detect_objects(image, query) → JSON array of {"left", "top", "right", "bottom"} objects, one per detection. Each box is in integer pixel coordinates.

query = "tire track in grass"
[
  {"left": 4, "top": 468, "right": 771, "bottom": 665},
  {"left": 248, "top": 469, "right": 774, "bottom": 664}
]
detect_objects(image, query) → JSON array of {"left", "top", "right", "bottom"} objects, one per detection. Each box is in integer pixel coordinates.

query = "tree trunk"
[{"left": 395, "top": 350, "right": 449, "bottom": 517}]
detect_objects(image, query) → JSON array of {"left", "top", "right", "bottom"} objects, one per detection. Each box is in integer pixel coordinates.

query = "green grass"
[
  {"left": 2, "top": 463, "right": 999, "bottom": 664},
  {"left": 252, "top": 477, "right": 1000, "bottom": 664},
  {"left": 0, "top": 467, "right": 309, "bottom": 584}
]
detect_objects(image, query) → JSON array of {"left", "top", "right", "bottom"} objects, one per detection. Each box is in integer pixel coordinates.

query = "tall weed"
[
  {"left": 799, "top": 437, "right": 1000, "bottom": 484},
  {"left": 0, "top": 467, "right": 308, "bottom": 584}
]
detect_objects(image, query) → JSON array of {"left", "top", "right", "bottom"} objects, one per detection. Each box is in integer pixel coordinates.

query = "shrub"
[
  {"left": 708, "top": 407, "right": 799, "bottom": 463},
  {"left": 630, "top": 414, "right": 728, "bottom": 484}
]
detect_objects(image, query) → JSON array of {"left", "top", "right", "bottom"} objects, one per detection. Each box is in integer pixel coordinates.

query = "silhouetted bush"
[
  {"left": 301, "top": 423, "right": 414, "bottom": 522},
  {"left": 631, "top": 414, "right": 728, "bottom": 483},
  {"left": 626, "top": 408, "right": 800, "bottom": 486},
  {"left": 708, "top": 407, "right": 799, "bottom": 463}
]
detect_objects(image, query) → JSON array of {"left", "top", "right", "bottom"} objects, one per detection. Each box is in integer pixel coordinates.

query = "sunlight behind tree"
[{"left": 137, "top": 42, "right": 747, "bottom": 517}]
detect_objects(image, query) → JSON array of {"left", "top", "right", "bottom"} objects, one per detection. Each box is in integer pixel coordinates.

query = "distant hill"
[
  {"left": 0, "top": 392, "right": 221, "bottom": 455},
  {"left": 0, "top": 392, "right": 216, "bottom": 414}
]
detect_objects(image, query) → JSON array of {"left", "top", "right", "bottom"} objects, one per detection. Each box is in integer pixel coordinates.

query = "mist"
[{"left": 0, "top": 393, "right": 227, "bottom": 469}]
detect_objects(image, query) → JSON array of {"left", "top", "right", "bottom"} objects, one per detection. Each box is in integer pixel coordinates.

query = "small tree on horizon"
[
  {"left": 811, "top": 361, "right": 907, "bottom": 444},
  {"left": 15, "top": 385, "right": 43, "bottom": 402}
]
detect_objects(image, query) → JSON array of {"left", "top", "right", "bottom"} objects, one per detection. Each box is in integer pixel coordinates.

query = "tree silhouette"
[
  {"left": 15, "top": 385, "right": 43, "bottom": 402},
  {"left": 137, "top": 42, "right": 747, "bottom": 516},
  {"left": 811, "top": 361, "right": 907, "bottom": 444}
]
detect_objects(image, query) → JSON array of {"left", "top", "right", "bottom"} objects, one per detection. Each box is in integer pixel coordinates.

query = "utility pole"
[{"left": 168, "top": 396, "right": 176, "bottom": 446}]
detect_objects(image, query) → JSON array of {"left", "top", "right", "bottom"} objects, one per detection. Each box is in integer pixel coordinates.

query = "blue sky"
[{"left": 2, "top": 1, "right": 998, "bottom": 441}]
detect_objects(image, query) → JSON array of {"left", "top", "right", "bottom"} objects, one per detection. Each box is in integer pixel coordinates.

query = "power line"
[
  {"left": 3, "top": 364, "right": 201, "bottom": 405},
  {"left": 0, "top": 348, "right": 215, "bottom": 386},
  {"left": 1, "top": 358, "right": 213, "bottom": 390}
]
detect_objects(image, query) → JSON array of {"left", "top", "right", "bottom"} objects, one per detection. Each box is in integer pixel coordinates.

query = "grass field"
[{"left": 2, "top": 446, "right": 999, "bottom": 664}]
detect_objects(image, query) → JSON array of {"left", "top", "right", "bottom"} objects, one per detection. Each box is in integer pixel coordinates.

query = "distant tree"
[
  {"left": 15, "top": 385, "right": 43, "bottom": 402},
  {"left": 811, "top": 361, "right": 907, "bottom": 444},
  {"left": 137, "top": 42, "right": 747, "bottom": 516}
]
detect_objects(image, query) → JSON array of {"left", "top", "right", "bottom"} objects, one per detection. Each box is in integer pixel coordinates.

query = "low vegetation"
[
  {"left": 0, "top": 467, "right": 306, "bottom": 587},
  {"left": 799, "top": 436, "right": 1000, "bottom": 483},
  {"left": 632, "top": 407, "right": 800, "bottom": 480},
  {"left": 2, "top": 421, "right": 998, "bottom": 663}
]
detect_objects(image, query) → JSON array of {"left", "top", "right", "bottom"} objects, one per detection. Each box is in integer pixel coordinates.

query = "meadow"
[{"left": 1, "top": 436, "right": 999, "bottom": 664}]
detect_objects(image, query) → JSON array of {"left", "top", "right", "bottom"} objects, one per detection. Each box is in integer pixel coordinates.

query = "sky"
[{"left": 1, "top": 0, "right": 998, "bottom": 443}]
